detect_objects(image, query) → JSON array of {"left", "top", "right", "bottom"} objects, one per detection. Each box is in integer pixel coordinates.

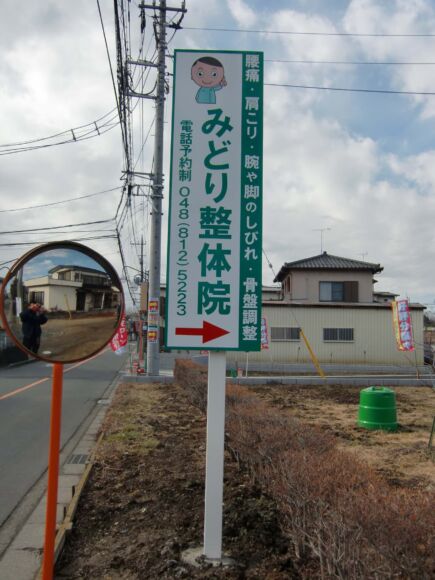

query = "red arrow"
[{"left": 175, "top": 321, "right": 230, "bottom": 344}]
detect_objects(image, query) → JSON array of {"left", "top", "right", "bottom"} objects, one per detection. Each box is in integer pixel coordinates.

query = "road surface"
[{"left": 0, "top": 348, "right": 127, "bottom": 532}]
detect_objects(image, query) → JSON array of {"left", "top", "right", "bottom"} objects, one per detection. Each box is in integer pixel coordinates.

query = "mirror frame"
[{"left": 0, "top": 241, "right": 125, "bottom": 364}]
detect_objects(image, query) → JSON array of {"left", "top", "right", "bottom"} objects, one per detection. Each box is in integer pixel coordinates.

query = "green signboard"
[{"left": 166, "top": 50, "right": 263, "bottom": 351}]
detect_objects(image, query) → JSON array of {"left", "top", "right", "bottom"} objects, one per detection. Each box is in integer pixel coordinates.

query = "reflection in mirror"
[{"left": 2, "top": 245, "right": 123, "bottom": 363}]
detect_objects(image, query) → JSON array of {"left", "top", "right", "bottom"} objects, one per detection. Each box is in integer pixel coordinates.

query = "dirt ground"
[
  {"left": 56, "top": 381, "right": 293, "bottom": 579},
  {"left": 250, "top": 383, "right": 435, "bottom": 491},
  {"left": 55, "top": 380, "right": 435, "bottom": 579},
  {"left": 8, "top": 316, "right": 118, "bottom": 361}
]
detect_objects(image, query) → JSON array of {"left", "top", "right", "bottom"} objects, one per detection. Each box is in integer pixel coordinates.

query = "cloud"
[
  {"left": 343, "top": 0, "right": 435, "bottom": 118},
  {"left": 388, "top": 150, "right": 435, "bottom": 191},
  {"left": 226, "top": 0, "right": 257, "bottom": 27}
]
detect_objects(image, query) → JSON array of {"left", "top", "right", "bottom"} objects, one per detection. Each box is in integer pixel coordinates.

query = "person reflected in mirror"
[{"left": 20, "top": 302, "right": 48, "bottom": 354}]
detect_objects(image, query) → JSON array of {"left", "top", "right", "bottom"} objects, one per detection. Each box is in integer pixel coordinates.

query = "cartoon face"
[{"left": 191, "top": 61, "right": 225, "bottom": 88}]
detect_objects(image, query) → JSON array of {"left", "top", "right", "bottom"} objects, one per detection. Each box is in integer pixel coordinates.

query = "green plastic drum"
[{"left": 358, "top": 386, "right": 398, "bottom": 431}]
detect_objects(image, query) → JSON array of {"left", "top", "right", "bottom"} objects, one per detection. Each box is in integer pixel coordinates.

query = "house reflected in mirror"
[{"left": 1, "top": 243, "right": 123, "bottom": 363}]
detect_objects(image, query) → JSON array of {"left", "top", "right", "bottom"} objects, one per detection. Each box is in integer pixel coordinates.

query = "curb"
[
  {"left": 7, "top": 358, "right": 36, "bottom": 368},
  {"left": 0, "top": 375, "right": 122, "bottom": 580},
  {"left": 35, "top": 433, "right": 104, "bottom": 579},
  {"left": 120, "top": 371, "right": 174, "bottom": 383}
]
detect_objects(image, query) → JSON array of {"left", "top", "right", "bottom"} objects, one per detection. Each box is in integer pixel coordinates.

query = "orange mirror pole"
[{"left": 42, "top": 362, "right": 64, "bottom": 580}]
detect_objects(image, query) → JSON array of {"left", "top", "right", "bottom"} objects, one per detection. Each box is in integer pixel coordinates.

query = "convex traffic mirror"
[{"left": 0, "top": 241, "right": 124, "bottom": 364}]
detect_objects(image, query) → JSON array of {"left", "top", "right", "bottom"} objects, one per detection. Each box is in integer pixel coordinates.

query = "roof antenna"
[{"left": 313, "top": 227, "right": 331, "bottom": 253}]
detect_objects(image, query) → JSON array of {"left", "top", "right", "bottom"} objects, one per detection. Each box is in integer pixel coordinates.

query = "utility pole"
[
  {"left": 146, "top": 0, "right": 166, "bottom": 375},
  {"left": 120, "top": 1, "right": 185, "bottom": 375},
  {"left": 140, "top": 235, "right": 144, "bottom": 282}
]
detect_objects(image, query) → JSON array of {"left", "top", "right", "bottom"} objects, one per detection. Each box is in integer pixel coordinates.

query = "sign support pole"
[
  {"left": 203, "top": 350, "right": 227, "bottom": 560},
  {"left": 42, "top": 363, "right": 64, "bottom": 580}
]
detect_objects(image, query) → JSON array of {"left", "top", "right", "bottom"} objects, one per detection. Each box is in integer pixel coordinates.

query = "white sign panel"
[{"left": 165, "top": 50, "right": 263, "bottom": 350}]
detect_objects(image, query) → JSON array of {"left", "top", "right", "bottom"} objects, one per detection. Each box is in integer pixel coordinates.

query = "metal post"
[
  {"left": 147, "top": 0, "right": 166, "bottom": 376},
  {"left": 204, "top": 351, "right": 227, "bottom": 559},
  {"left": 42, "top": 363, "right": 64, "bottom": 580}
]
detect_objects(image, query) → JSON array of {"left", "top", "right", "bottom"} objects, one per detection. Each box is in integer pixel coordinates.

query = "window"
[
  {"left": 323, "top": 328, "right": 354, "bottom": 341},
  {"left": 319, "top": 281, "right": 359, "bottom": 302},
  {"left": 30, "top": 291, "right": 45, "bottom": 305},
  {"left": 82, "top": 274, "right": 111, "bottom": 287},
  {"left": 271, "top": 327, "right": 300, "bottom": 341}
]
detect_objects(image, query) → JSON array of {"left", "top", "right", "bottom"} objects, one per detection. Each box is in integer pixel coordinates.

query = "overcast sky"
[{"left": 1, "top": 0, "right": 435, "bottom": 311}]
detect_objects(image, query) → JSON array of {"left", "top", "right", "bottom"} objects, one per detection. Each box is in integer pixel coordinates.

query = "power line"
[
  {"left": 116, "top": 228, "right": 137, "bottom": 306},
  {"left": 182, "top": 25, "right": 435, "bottom": 38},
  {"left": 0, "top": 218, "right": 115, "bottom": 236},
  {"left": 1, "top": 229, "right": 116, "bottom": 238},
  {"left": 262, "top": 249, "right": 277, "bottom": 279},
  {"left": 0, "top": 234, "right": 117, "bottom": 247},
  {"left": 0, "top": 108, "right": 117, "bottom": 149},
  {"left": 96, "top": 0, "right": 131, "bottom": 166},
  {"left": 0, "top": 257, "right": 20, "bottom": 268},
  {"left": 0, "top": 113, "right": 119, "bottom": 156},
  {"left": 0, "top": 186, "right": 121, "bottom": 213},
  {"left": 266, "top": 58, "right": 435, "bottom": 66},
  {"left": 265, "top": 81, "right": 435, "bottom": 96}
]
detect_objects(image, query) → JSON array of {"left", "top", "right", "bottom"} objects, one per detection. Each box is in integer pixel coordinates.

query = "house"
[
  {"left": 230, "top": 252, "right": 425, "bottom": 366},
  {"left": 23, "top": 265, "right": 121, "bottom": 312}
]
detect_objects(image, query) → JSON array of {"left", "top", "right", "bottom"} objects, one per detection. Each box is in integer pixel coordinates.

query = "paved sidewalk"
[{"left": 0, "top": 393, "right": 115, "bottom": 580}]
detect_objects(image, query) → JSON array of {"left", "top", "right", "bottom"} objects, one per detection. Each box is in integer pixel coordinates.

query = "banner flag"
[
  {"left": 392, "top": 299, "right": 415, "bottom": 352},
  {"left": 261, "top": 317, "right": 269, "bottom": 349},
  {"left": 110, "top": 313, "right": 128, "bottom": 354}
]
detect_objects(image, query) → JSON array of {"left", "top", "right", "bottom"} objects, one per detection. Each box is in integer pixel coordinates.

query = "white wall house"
[
  {"left": 229, "top": 252, "right": 425, "bottom": 366},
  {"left": 23, "top": 265, "right": 120, "bottom": 312}
]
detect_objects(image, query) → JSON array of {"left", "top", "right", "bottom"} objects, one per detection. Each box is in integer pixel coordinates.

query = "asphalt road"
[{"left": 0, "top": 348, "right": 127, "bottom": 528}]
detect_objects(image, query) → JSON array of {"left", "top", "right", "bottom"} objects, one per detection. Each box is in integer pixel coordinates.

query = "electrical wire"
[
  {"left": 0, "top": 186, "right": 121, "bottom": 213},
  {"left": 0, "top": 113, "right": 119, "bottom": 156},
  {"left": 266, "top": 58, "right": 435, "bottom": 66},
  {"left": 181, "top": 25, "right": 435, "bottom": 38},
  {"left": 0, "top": 218, "right": 115, "bottom": 236},
  {"left": 0, "top": 108, "right": 117, "bottom": 149},
  {"left": 116, "top": 228, "right": 137, "bottom": 305},
  {"left": 262, "top": 249, "right": 277, "bottom": 279},
  {"left": 265, "top": 81, "right": 435, "bottom": 96},
  {"left": 133, "top": 117, "right": 155, "bottom": 170},
  {"left": 1, "top": 229, "right": 116, "bottom": 237},
  {"left": 0, "top": 234, "right": 117, "bottom": 247},
  {"left": 0, "top": 7, "right": 154, "bottom": 157},
  {"left": 97, "top": 0, "right": 131, "bottom": 166}
]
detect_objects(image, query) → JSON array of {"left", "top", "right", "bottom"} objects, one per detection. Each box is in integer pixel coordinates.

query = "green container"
[{"left": 358, "top": 386, "right": 398, "bottom": 431}]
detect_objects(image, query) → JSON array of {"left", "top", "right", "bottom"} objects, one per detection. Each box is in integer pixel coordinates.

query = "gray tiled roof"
[{"left": 274, "top": 252, "right": 383, "bottom": 282}]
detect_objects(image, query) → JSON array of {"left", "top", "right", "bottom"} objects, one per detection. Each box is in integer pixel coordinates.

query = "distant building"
[
  {"left": 373, "top": 291, "right": 398, "bottom": 304},
  {"left": 229, "top": 252, "right": 425, "bottom": 366},
  {"left": 23, "top": 265, "right": 121, "bottom": 312}
]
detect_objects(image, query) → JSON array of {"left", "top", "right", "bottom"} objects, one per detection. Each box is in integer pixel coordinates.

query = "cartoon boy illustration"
[{"left": 191, "top": 56, "right": 227, "bottom": 104}]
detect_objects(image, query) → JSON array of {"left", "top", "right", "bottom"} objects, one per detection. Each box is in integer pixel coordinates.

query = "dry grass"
[
  {"left": 98, "top": 383, "right": 162, "bottom": 456},
  {"left": 175, "top": 359, "right": 435, "bottom": 579}
]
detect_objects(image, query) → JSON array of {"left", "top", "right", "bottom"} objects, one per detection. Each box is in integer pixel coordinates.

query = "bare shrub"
[
  {"left": 175, "top": 360, "right": 435, "bottom": 578},
  {"left": 174, "top": 359, "right": 207, "bottom": 411}
]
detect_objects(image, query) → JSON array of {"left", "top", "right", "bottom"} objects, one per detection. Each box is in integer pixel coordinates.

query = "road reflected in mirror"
[{"left": 1, "top": 244, "right": 123, "bottom": 363}]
